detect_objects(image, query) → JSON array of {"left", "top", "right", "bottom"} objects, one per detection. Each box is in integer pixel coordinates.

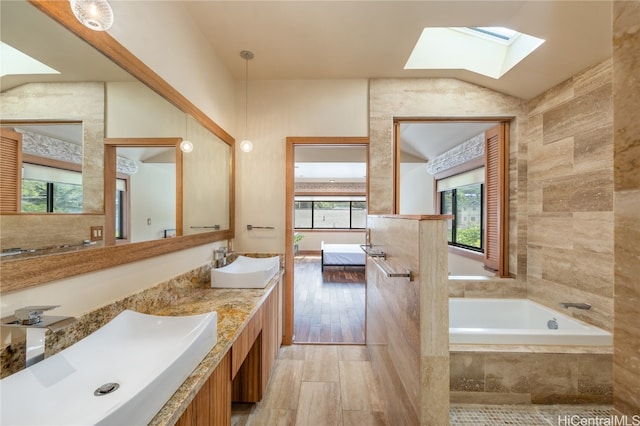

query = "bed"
[{"left": 321, "top": 241, "right": 366, "bottom": 271}]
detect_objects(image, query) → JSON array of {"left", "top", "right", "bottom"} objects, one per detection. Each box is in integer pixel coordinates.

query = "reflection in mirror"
[
  {"left": 114, "top": 146, "right": 177, "bottom": 244},
  {"left": 0, "top": 0, "right": 231, "bottom": 262},
  {"left": 396, "top": 120, "right": 501, "bottom": 277}
]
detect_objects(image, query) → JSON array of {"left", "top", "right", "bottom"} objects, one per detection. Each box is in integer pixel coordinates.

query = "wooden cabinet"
[
  {"left": 261, "top": 275, "right": 282, "bottom": 391},
  {"left": 232, "top": 274, "right": 283, "bottom": 402},
  {"left": 176, "top": 351, "right": 231, "bottom": 426},
  {"left": 177, "top": 274, "right": 283, "bottom": 425}
]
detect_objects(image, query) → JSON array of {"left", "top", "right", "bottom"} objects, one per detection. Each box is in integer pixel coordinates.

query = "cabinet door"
[
  {"left": 261, "top": 276, "right": 282, "bottom": 391},
  {"left": 176, "top": 351, "right": 231, "bottom": 426}
]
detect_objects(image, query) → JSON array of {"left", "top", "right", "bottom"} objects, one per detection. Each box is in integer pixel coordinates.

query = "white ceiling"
[{"left": 183, "top": 0, "right": 612, "bottom": 100}]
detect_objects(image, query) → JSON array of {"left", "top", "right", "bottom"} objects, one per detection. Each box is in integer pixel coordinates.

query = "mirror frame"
[{"left": 0, "top": 0, "right": 235, "bottom": 293}]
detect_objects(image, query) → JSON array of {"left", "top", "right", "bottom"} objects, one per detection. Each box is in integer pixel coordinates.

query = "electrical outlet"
[{"left": 90, "top": 226, "right": 104, "bottom": 241}]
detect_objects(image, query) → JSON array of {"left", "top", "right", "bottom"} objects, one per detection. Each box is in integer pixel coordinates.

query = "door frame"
[{"left": 283, "top": 136, "right": 369, "bottom": 344}]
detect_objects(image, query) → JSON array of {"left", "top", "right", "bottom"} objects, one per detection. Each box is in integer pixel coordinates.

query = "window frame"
[
  {"left": 21, "top": 155, "right": 83, "bottom": 213},
  {"left": 440, "top": 183, "right": 484, "bottom": 253},
  {"left": 294, "top": 198, "right": 367, "bottom": 230}
]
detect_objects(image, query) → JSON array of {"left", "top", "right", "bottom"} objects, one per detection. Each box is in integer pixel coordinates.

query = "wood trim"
[
  {"left": 284, "top": 140, "right": 295, "bottom": 345},
  {"left": 483, "top": 124, "right": 509, "bottom": 277},
  {"left": 285, "top": 136, "right": 369, "bottom": 345},
  {"left": 0, "top": 229, "right": 232, "bottom": 292},
  {"left": 499, "top": 123, "right": 510, "bottom": 277},
  {"left": 104, "top": 144, "right": 117, "bottom": 246},
  {"left": 394, "top": 121, "right": 401, "bottom": 213},
  {"left": 22, "top": 154, "right": 82, "bottom": 173},
  {"left": 2, "top": 1, "right": 235, "bottom": 292}
]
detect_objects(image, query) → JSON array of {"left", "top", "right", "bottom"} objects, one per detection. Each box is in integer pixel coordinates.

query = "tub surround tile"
[
  {"left": 451, "top": 350, "right": 613, "bottom": 405},
  {"left": 527, "top": 58, "right": 614, "bottom": 349},
  {"left": 450, "top": 353, "right": 485, "bottom": 392},
  {"left": 613, "top": 2, "right": 640, "bottom": 415},
  {"left": 448, "top": 277, "right": 527, "bottom": 299}
]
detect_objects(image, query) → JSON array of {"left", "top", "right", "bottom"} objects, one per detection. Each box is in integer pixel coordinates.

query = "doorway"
[{"left": 284, "top": 137, "right": 369, "bottom": 345}]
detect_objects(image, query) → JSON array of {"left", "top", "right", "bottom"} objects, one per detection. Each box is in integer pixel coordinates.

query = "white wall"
[
  {"left": 234, "top": 80, "right": 369, "bottom": 253},
  {"left": 107, "top": 2, "right": 235, "bottom": 131},
  {"left": 130, "top": 163, "right": 176, "bottom": 243},
  {"left": 399, "top": 163, "right": 435, "bottom": 214}
]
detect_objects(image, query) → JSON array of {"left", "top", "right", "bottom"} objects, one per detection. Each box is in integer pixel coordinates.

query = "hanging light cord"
[{"left": 244, "top": 54, "right": 249, "bottom": 141}]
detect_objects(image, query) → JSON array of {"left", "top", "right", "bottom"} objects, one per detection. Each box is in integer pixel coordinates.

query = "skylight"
[
  {"left": 404, "top": 26, "right": 544, "bottom": 79},
  {"left": 0, "top": 42, "right": 60, "bottom": 77}
]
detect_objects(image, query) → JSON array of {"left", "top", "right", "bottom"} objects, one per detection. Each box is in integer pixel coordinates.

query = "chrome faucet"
[
  {"left": 559, "top": 302, "right": 591, "bottom": 310},
  {"left": 1, "top": 305, "right": 77, "bottom": 367}
]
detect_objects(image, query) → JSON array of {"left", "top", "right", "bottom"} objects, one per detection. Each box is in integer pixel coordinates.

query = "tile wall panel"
[
  {"left": 612, "top": 0, "right": 640, "bottom": 416},
  {"left": 526, "top": 59, "right": 614, "bottom": 332}
]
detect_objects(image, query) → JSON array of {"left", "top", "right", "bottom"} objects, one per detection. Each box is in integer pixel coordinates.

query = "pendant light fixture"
[
  {"left": 239, "top": 50, "right": 254, "bottom": 153},
  {"left": 69, "top": 0, "right": 114, "bottom": 31},
  {"left": 180, "top": 115, "right": 194, "bottom": 153}
]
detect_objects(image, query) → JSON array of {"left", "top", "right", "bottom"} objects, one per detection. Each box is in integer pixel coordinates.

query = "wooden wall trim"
[{"left": 0, "top": 230, "right": 233, "bottom": 293}]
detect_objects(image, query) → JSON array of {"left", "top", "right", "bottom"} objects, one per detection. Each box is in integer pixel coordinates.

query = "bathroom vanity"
[{"left": 156, "top": 271, "right": 284, "bottom": 425}]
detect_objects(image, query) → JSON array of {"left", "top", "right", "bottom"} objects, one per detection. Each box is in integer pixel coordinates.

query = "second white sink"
[{"left": 211, "top": 255, "right": 280, "bottom": 288}]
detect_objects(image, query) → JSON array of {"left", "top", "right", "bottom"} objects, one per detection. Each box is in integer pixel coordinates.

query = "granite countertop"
[{"left": 149, "top": 271, "right": 283, "bottom": 426}]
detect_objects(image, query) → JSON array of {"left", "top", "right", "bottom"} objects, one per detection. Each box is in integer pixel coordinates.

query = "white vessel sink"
[
  {"left": 0, "top": 309, "right": 217, "bottom": 425},
  {"left": 211, "top": 255, "right": 280, "bottom": 288}
]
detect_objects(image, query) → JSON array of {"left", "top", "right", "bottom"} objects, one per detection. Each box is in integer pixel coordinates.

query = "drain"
[{"left": 94, "top": 382, "right": 120, "bottom": 396}]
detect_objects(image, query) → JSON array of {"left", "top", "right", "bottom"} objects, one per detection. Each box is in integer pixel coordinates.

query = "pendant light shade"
[
  {"left": 69, "top": 0, "right": 114, "bottom": 31},
  {"left": 239, "top": 140, "right": 253, "bottom": 152},
  {"left": 180, "top": 115, "right": 194, "bottom": 153},
  {"left": 180, "top": 140, "right": 194, "bottom": 153},
  {"left": 240, "top": 50, "right": 254, "bottom": 153}
]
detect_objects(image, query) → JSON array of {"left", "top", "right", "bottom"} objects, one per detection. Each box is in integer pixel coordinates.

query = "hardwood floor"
[{"left": 292, "top": 255, "right": 366, "bottom": 344}]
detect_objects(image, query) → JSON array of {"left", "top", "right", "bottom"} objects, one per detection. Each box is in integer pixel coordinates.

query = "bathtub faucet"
[
  {"left": 559, "top": 302, "right": 591, "bottom": 310},
  {"left": 1, "top": 305, "right": 77, "bottom": 367}
]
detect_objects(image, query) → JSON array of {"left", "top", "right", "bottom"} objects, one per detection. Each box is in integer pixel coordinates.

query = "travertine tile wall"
[
  {"left": 612, "top": 0, "right": 640, "bottom": 416},
  {"left": 367, "top": 215, "right": 450, "bottom": 425},
  {"left": 526, "top": 60, "right": 614, "bottom": 331},
  {"left": 369, "top": 79, "right": 529, "bottom": 279}
]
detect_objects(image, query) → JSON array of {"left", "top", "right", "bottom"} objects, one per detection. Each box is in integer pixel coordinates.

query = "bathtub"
[{"left": 449, "top": 298, "right": 612, "bottom": 346}]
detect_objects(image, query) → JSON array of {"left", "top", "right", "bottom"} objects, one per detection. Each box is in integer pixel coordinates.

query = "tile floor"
[{"left": 231, "top": 345, "right": 614, "bottom": 426}]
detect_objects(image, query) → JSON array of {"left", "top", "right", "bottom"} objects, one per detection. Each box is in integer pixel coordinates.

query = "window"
[
  {"left": 21, "top": 164, "right": 82, "bottom": 213},
  {"left": 441, "top": 183, "right": 483, "bottom": 251},
  {"left": 294, "top": 196, "right": 366, "bottom": 230},
  {"left": 440, "top": 182, "right": 483, "bottom": 252}
]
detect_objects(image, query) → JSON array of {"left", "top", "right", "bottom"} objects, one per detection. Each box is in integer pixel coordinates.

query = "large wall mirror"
[{"left": 0, "top": 0, "right": 234, "bottom": 292}]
